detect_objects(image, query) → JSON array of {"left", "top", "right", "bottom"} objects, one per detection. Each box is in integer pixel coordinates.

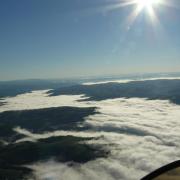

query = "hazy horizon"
[{"left": 1, "top": 71, "right": 180, "bottom": 82}]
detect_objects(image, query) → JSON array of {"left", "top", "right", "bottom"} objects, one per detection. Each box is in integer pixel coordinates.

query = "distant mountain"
[
  {"left": 50, "top": 79, "right": 180, "bottom": 105},
  {"left": 0, "top": 79, "right": 77, "bottom": 98}
]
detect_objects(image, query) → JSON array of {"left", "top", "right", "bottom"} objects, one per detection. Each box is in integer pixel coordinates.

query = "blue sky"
[{"left": 0, "top": 0, "right": 180, "bottom": 80}]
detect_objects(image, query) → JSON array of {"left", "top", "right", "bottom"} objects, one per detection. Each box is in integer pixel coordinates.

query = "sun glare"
[
  {"left": 136, "top": 0, "right": 160, "bottom": 9},
  {"left": 134, "top": 0, "right": 161, "bottom": 20},
  {"left": 124, "top": 0, "right": 164, "bottom": 26},
  {"left": 100, "top": 0, "right": 168, "bottom": 27}
]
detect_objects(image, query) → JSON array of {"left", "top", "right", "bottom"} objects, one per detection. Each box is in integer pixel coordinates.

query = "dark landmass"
[
  {"left": 0, "top": 136, "right": 107, "bottom": 180},
  {"left": 0, "top": 105, "right": 105, "bottom": 180},
  {"left": 0, "top": 79, "right": 77, "bottom": 98},
  {"left": 2, "top": 73, "right": 179, "bottom": 98},
  {"left": 0, "top": 136, "right": 104, "bottom": 165},
  {"left": 0, "top": 102, "right": 6, "bottom": 106},
  {"left": 0, "top": 166, "right": 33, "bottom": 180},
  {"left": 50, "top": 79, "right": 180, "bottom": 105},
  {"left": 0, "top": 106, "right": 96, "bottom": 142}
]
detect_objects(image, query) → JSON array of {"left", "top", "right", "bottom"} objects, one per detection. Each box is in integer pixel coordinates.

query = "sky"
[{"left": 0, "top": 0, "right": 180, "bottom": 80}]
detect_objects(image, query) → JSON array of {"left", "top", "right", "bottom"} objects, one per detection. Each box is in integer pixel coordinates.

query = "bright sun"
[
  {"left": 136, "top": 0, "right": 160, "bottom": 9},
  {"left": 99, "top": 0, "right": 167, "bottom": 27},
  {"left": 132, "top": 0, "right": 162, "bottom": 22}
]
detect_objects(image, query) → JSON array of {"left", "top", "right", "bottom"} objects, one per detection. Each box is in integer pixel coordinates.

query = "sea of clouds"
[{"left": 1, "top": 88, "right": 180, "bottom": 180}]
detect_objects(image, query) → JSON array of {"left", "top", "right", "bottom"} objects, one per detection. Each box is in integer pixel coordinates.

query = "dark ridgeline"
[
  {"left": 0, "top": 107, "right": 106, "bottom": 180},
  {"left": 0, "top": 136, "right": 107, "bottom": 180},
  {"left": 0, "top": 106, "right": 97, "bottom": 142},
  {"left": 50, "top": 79, "right": 180, "bottom": 105},
  {"left": 0, "top": 79, "right": 77, "bottom": 98}
]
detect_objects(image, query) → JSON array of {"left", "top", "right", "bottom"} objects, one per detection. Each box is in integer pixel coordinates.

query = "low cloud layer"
[
  {"left": 82, "top": 77, "right": 180, "bottom": 85},
  {"left": 1, "top": 90, "right": 180, "bottom": 180},
  {"left": 83, "top": 98, "right": 180, "bottom": 179},
  {"left": 0, "top": 90, "right": 89, "bottom": 112}
]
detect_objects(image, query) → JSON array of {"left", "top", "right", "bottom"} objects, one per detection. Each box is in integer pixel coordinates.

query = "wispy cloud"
[{"left": 82, "top": 77, "right": 180, "bottom": 85}]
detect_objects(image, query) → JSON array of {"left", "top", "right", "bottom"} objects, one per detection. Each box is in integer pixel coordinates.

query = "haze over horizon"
[{"left": 0, "top": 0, "right": 180, "bottom": 80}]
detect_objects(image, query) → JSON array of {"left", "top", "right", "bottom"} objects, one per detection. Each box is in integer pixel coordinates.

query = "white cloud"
[
  {"left": 0, "top": 90, "right": 89, "bottom": 112},
  {"left": 1, "top": 90, "right": 180, "bottom": 179},
  {"left": 82, "top": 77, "right": 180, "bottom": 85}
]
